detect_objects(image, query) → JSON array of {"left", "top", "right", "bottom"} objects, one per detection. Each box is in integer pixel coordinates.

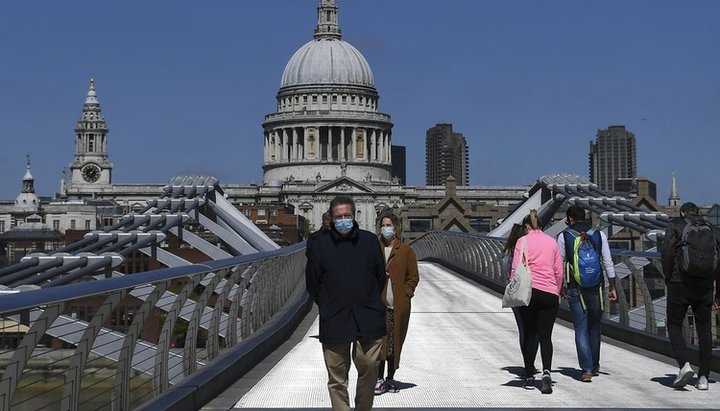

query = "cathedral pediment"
[{"left": 314, "top": 177, "right": 374, "bottom": 194}]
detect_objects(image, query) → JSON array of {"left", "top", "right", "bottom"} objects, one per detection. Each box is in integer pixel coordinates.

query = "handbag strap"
[{"left": 520, "top": 237, "right": 529, "bottom": 265}]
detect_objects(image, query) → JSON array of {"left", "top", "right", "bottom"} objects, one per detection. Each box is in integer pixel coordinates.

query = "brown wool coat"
[{"left": 379, "top": 238, "right": 420, "bottom": 369}]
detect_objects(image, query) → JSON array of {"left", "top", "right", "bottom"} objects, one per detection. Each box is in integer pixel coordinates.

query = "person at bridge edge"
[
  {"left": 511, "top": 210, "right": 563, "bottom": 394},
  {"left": 558, "top": 205, "right": 617, "bottom": 383},
  {"left": 661, "top": 201, "right": 720, "bottom": 390},
  {"left": 305, "top": 195, "right": 387, "bottom": 411},
  {"left": 373, "top": 211, "right": 420, "bottom": 395},
  {"left": 502, "top": 223, "right": 538, "bottom": 368},
  {"left": 306, "top": 211, "right": 332, "bottom": 257}
]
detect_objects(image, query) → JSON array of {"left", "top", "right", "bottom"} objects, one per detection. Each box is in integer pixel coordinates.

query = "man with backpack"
[
  {"left": 558, "top": 205, "right": 617, "bottom": 382},
  {"left": 661, "top": 201, "right": 720, "bottom": 390}
]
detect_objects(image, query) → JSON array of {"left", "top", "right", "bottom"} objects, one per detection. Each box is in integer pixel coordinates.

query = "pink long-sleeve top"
[{"left": 511, "top": 229, "right": 564, "bottom": 296}]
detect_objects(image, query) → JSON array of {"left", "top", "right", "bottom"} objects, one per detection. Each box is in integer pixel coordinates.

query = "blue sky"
[{"left": 1, "top": 1, "right": 719, "bottom": 205}]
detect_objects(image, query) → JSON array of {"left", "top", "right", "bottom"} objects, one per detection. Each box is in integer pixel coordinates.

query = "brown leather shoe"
[{"left": 580, "top": 372, "right": 592, "bottom": 382}]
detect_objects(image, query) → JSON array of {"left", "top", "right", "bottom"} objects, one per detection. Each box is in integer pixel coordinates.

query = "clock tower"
[{"left": 66, "top": 79, "right": 113, "bottom": 195}]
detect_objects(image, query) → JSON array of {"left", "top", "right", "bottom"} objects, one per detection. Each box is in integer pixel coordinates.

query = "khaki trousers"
[{"left": 322, "top": 336, "right": 383, "bottom": 411}]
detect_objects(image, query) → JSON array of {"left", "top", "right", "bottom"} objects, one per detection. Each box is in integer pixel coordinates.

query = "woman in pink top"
[{"left": 511, "top": 210, "right": 563, "bottom": 394}]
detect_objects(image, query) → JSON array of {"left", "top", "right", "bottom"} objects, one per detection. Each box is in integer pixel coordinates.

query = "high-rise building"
[
  {"left": 589, "top": 125, "right": 636, "bottom": 192},
  {"left": 425, "top": 123, "right": 469, "bottom": 186},
  {"left": 391, "top": 145, "right": 406, "bottom": 185}
]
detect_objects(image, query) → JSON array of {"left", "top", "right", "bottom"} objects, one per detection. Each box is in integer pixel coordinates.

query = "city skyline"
[{"left": 1, "top": 1, "right": 719, "bottom": 204}]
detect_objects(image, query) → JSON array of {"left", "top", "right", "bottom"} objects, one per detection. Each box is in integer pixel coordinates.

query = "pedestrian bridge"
[
  {"left": 0, "top": 175, "right": 718, "bottom": 410},
  {"left": 218, "top": 262, "right": 714, "bottom": 410}
]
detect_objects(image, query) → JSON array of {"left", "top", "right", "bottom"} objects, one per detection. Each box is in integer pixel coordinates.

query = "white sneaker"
[
  {"left": 374, "top": 378, "right": 387, "bottom": 395},
  {"left": 673, "top": 362, "right": 694, "bottom": 389},
  {"left": 696, "top": 375, "right": 709, "bottom": 391}
]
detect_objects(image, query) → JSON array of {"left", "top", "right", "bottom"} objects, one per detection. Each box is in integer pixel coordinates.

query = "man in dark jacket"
[
  {"left": 661, "top": 201, "right": 720, "bottom": 390},
  {"left": 305, "top": 196, "right": 386, "bottom": 411}
]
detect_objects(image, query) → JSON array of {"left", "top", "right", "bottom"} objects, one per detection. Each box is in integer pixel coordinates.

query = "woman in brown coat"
[{"left": 374, "top": 212, "right": 420, "bottom": 395}]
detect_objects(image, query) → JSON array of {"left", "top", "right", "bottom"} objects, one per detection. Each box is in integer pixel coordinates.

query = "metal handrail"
[
  {"left": 0, "top": 242, "right": 307, "bottom": 411},
  {"left": 411, "top": 230, "right": 718, "bottom": 362}
]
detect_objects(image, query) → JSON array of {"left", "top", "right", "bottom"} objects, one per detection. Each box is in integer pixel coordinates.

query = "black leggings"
[
  {"left": 378, "top": 355, "right": 396, "bottom": 380},
  {"left": 517, "top": 288, "right": 559, "bottom": 377}
]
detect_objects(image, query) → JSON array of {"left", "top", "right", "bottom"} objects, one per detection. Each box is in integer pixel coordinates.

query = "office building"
[
  {"left": 425, "top": 123, "right": 469, "bottom": 186},
  {"left": 589, "top": 125, "right": 637, "bottom": 192}
]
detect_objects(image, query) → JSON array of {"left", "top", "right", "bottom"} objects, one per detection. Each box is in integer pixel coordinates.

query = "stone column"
[
  {"left": 370, "top": 129, "right": 376, "bottom": 162},
  {"left": 351, "top": 128, "right": 356, "bottom": 160},
  {"left": 303, "top": 127, "right": 308, "bottom": 160},
  {"left": 275, "top": 129, "right": 281, "bottom": 161},
  {"left": 381, "top": 131, "right": 387, "bottom": 163},
  {"left": 281, "top": 128, "right": 290, "bottom": 161},
  {"left": 378, "top": 129, "right": 385, "bottom": 163},
  {"left": 292, "top": 128, "right": 298, "bottom": 161}
]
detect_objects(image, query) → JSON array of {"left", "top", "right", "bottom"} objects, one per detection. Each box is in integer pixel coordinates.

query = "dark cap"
[{"left": 680, "top": 202, "right": 699, "bottom": 213}]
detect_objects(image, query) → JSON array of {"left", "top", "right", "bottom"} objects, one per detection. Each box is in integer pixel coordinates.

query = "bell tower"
[{"left": 66, "top": 78, "right": 113, "bottom": 194}]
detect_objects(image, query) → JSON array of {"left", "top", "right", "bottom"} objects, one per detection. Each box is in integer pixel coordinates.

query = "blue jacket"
[{"left": 305, "top": 221, "right": 387, "bottom": 343}]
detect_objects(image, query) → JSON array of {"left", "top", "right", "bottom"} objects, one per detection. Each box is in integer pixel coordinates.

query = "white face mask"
[{"left": 381, "top": 226, "right": 395, "bottom": 239}]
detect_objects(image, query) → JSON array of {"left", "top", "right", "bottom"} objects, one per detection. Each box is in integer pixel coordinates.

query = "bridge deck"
[{"left": 214, "top": 262, "right": 718, "bottom": 409}]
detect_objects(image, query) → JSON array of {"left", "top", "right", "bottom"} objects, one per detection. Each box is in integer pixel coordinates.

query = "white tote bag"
[{"left": 502, "top": 238, "right": 533, "bottom": 308}]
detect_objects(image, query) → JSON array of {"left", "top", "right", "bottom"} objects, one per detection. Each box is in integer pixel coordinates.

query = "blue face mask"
[
  {"left": 334, "top": 218, "right": 354, "bottom": 234},
  {"left": 381, "top": 227, "right": 395, "bottom": 239}
]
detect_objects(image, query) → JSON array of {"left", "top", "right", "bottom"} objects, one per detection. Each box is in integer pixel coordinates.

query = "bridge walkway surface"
[{"left": 206, "top": 262, "right": 720, "bottom": 410}]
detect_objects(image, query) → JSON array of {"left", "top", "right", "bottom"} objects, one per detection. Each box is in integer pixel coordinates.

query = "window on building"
[
  {"left": 85, "top": 220, "right": 91, "bottom": 230},
  {"left": 0, "top": 220, "right": 4, "bottom": 233},
  {"left": 258, "top": 209, "right": 266, "bottom": 216},
  {"left": 312, "top": 95, "right": 317, "bottom": 103},
  {"left": 70, "top": 219, "right": 76, "bottom": 230},
  {"left": 271, "top": 210, "right": 278, "bottom": 216},
  {"left": 469, "top": 217, "right": 493, "bottom": 233},
  {"left": 53, "top": 220, "right": 60, "bottom": 230},
  {"left": 322, "top": 95, "right": 327, "bottom": 103},
  {"left": 409, "top": 219, "right": 432, "bottom": 232},
  {"left": 242, "top": 209, "right": 251, "bottom": 217}
]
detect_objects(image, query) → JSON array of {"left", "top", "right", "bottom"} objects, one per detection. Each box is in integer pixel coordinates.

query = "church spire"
[
  {"left": 85, "top": 78, "right": 98, "bottom": 105},
  {"left": 22, "top": 154, "right": 35, "bottom": 193},
  {"left": 314, "top": 0, "right": 342, "bottom": 40},
  {"left": 14, "top": 155, "right": 38, "bottom": 212},
  {"left": 668, "top": 171, "right": 680, "bottom": 207},
  {"left": 75, "top": 78, "right": 108, "bottom": 157}
]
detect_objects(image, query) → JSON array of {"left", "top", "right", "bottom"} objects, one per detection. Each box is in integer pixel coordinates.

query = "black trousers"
[
  {"left": 666, "top": 281, "right": 713, "bottom": 377},
  {"left": 517, "top": 288, "right": 559, "bottom": 377}
]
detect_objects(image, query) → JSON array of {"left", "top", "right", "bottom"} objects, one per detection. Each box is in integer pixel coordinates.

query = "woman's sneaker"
[
  {"left": 696, "top": 375, "right": 709, "bottom": 391},
  {"left": 540, "top": 370, "right": 553, "bottom": 394},
  {"left": 522, "top": 376, "right": 535, "bottom": 390},
  {"left": 673, "top": 362, "right": 694, "bottom": 389},
  {"left": 374, "top": 378, "right": 387, "bottom": 395}
]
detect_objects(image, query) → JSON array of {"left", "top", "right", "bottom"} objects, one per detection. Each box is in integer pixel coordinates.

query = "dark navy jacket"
[{"left": 305, "top": 221, "right": 387, "bottom": 344}]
